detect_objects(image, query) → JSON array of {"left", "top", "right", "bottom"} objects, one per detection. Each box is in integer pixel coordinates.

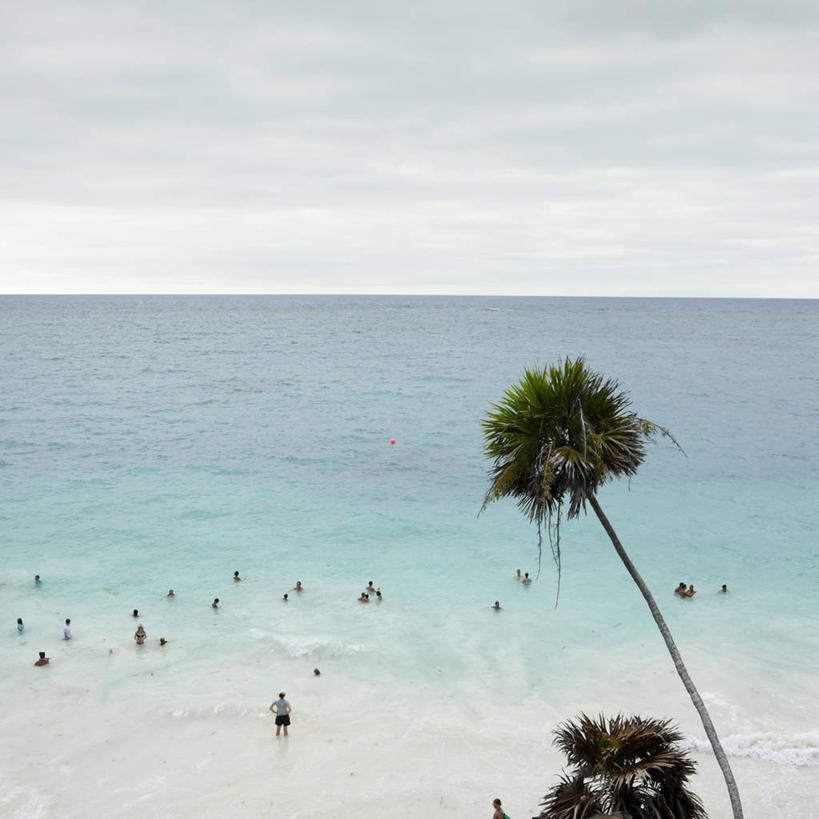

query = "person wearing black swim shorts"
[{"left": 269, "top": 692, "right": 291, "bottom": 736}]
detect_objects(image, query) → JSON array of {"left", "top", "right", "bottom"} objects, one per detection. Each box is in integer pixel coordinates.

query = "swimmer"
[
  {"left": 167, "top": 589, "right": 175, "bottom": 597},
  {"left": 492, "top": 601, "right": 502, "bottom": 610},
  {"left": 34, "top": 574, "right": 42, "bottom": 585},
  {"left": 34, "top": 651, "right": 50, "bottom": 666},
  {"left": 313, "top": 667, "right": 321, "bottom": 676},
  {"left": 134, "top": 625, "right": 146, "bottom": 645},
  {"left": 292, "top": 581, "right": 304, "bottom": 592},
  {"left": 17, "top": 617, "right": 24, "bottom": 633},
  {"left": 132, "top": 608, "right": 140, "bottom": 618},
  {"left": 684, "top": 585, "right": 696, "bottom": 598},
  {"left": 522, "top": 572, "right": 532, "bottom": 584},
  {"left": 282, "top": 593, "right": 289, "bottom": 602},
  {"left": 516, "top": 569, "right": 522, "bottom": 580},
  {"left": 720, "top": 584, "right": 728, "bottom": 593},
  {"left": 233, "top": 570, "right": 243, "bottom": 582},
  {"left": 674, "top": 582, "right": 687, "bottom": 596},
  {"left": 212, "top": 598, "right": 220, "bottom": 609},
  {"left": 375, "top": 590, "right": 382, "bottom": 602},
  {"left": 358, "top": 593, "right": 370, "bottom": 603},
  {"left": 159, "top": 637, "right": 168, "bottom": 646},
  {"left": 63, "top": 619, "right": 72, "bottom": 640},
  {"left": 366, "top": 581, "right": 376, "bottom": 592}
]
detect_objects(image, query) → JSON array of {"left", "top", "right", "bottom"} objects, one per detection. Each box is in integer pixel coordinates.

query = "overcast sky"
[{"left": 2, "top": 1, "right": 817, "bottom": 295}]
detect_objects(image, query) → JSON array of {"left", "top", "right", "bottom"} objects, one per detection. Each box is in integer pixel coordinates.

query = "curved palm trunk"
[{"left": 587, "top": 495, "right": 743, "bottom": 819}]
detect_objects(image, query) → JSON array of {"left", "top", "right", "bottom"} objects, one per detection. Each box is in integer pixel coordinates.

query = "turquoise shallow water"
[{"left": 1, "top": 296, "right": 817, "bottom": 816}]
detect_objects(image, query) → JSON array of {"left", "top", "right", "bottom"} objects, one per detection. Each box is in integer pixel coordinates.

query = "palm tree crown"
[
  {"left": 482, "top": 357, "right": 672, "bottom": 576},
  {"left": 539, "top": 713, "right": 707, "bottom": 819},
  {"left": 483, "top": 357, "right": 663, "bottom": 521}
]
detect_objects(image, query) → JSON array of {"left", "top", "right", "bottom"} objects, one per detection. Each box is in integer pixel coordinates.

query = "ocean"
[{"left": 1, "top": 295, "right": 817, "bottom": 818}]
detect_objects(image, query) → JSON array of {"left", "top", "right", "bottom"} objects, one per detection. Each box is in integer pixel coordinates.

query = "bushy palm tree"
[
  {"left": 538, "top": 713, "right": 707, "bottom": 819},
  {"left": 481, "top": 358, "right": 742, "bottom": 818}
]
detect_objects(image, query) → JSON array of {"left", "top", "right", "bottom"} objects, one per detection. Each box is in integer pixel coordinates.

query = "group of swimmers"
[
  {"left": 492, "top": 568, "right": 535, "bottom": 610},
  {"left": 21, "top": 570, "right": 390, "bottom": 666},
  {"left": 357, "top": 581, "right": 383, "bottom": 603},
  {"left": 674, "top": 582, "right": 729, "bottom": 598}
]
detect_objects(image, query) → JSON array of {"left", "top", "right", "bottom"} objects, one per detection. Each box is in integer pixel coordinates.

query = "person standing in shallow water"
[
  {"left": 492, "top": 797, "right": 509, "bottom": 819},
  {"left": 34, "top": 652, "right": 50, "bottom": 666},
  {"left": 17, "top": 618, "right": 24, "bottom": 633},
  {"left": 269, "top": 692, "right": 291, "bottom": 736}
]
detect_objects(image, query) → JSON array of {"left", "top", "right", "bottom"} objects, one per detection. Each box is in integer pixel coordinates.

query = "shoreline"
[{"left": 4, "top": 631, "right": 817, "bottom": 817}]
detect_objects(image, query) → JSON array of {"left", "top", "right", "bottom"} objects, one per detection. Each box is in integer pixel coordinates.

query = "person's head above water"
[
  {"left": 39, "top": 651, "right": 46, "bottom": 659},
  {"left": 282, "top": 593, "right": 288, "bottom": 601},
  {"left": 132, "top": 609, "right": 139, "bottom": 617},
  {"left": 159, "top": 637, "right": 167, "bottom": 645},
  {"left": 721, "top": 584, "right": 728, "bottom": 592},
  {"left": 168, "top": 589, "right": 174, "bottom": 596},
  {"left": 35, "top": 574, "right": 41, "bottom": 582},
  {"left": 313, "top": 668, "right": 320, "bottom": 676}
]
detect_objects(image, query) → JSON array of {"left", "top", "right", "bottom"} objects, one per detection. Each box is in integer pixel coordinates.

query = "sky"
[{"left": 1, "top": 1, "right": 818, "bottom": 296}]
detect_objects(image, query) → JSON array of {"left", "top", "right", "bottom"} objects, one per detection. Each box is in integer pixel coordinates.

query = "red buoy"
[{"left": 390, "top": 438, "right": 396, "bottom": 445}]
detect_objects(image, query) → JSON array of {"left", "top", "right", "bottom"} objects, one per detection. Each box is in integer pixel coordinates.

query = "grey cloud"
[{"left": 0, "top": 1, "right": 817, "bottom": 294}]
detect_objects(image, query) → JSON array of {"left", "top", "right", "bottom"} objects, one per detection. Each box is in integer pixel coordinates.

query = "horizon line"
[{"left": 1, "top": 292, "right": 816, "bottom": 300}]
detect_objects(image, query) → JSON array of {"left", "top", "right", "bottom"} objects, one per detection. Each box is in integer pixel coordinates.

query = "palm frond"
[{"left": 538, "top": 774, "right": 603, "bottom": 819}]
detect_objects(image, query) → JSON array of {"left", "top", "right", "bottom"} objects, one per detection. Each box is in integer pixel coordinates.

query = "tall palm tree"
[
  {"left": 481, "top": 358, "right": 743, "bottom": 818},
  {"left": 539, "top": 713, "right": 707, "bottom": 819}
]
